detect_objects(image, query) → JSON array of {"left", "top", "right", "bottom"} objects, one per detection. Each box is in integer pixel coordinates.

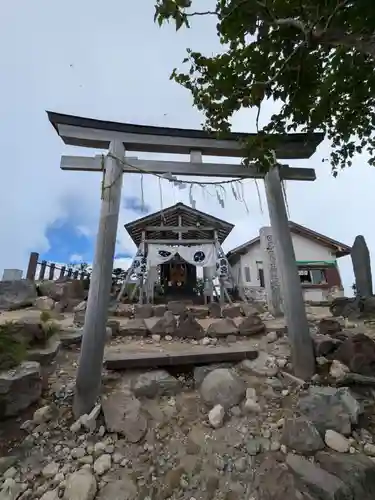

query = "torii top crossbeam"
[{"left": 47, "top": 111, "right": 324, "bottom": 159}]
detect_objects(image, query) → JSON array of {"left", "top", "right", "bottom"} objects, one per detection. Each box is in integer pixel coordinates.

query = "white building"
[{"left": 226, "top": 221, "right": 351, "bottom": 302}]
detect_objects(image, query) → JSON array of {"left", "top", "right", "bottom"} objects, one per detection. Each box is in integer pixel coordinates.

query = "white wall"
[{"left": 232, "top": 233, "right": 337, "bottom": 287}]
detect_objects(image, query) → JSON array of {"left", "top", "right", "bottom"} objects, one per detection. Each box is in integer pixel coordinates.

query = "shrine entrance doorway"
[{"left": 160, "top": 254, "right": 197, "bottom": 300}]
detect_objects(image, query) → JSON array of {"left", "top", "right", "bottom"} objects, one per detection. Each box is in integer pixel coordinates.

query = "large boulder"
[
  {"left": 134, "top": 304, "right": 153, "bottom": 319},
  {"left": 38, "top": 279, "right": 85, "bottom": 303},
  {"left": 200, "top": 368, "right": 246, "bottom": 409},
  {"left": 222, "top": 305, "right": 242, "bottom": 318},
  {"left": 281, "top": 416, "right": 325, "bottom": 454},
  {"left": 26, "top": 334, "right": 61, "bottom": 366},
  {"left": 0, "top": 361, "right": 42, "bottom": 418},
  {"left": 188, "top": 306, "right": 209, "bottom": 319},
  {"left": 312, "top": 333, "right": 342, "bottom": 357},
  {"left": 144, "top": 311, "right": 176, "bottom": 337},
  {"left": 318, "top": 318, "right": 342, "bottom": 336},
  {"left": 252, "top": 455, "right": 317, "bottom": 500},
  {"left": 35, "top": 296, "right": 55, "bottom": 311},
  {"left": 118, "top": 319, "right": 148, "bottom": 337},
  {"left": 102, "top": 389, "right": 147, "bottom": 443},
  {"left": 3, "top": 317, "right": 57, "bottom": 348},
  {"left": 330, "top": 297, "right": 360, "bottom": 318},
  {"left": 206, "top": 318, "right": 238, "bottom": 338},
  {"left": 286, "top": 453, "right": 352, "bottom": 500},
  {"left": 315, "top": 451, "right": 375, "bottom": 500},
  {"left": 208, "top": 302, "right": 221, "bottom": 318},
  {"left": 238, "top": 315, "right": 266, "bottom": 336},
  {"left": 297, "top": 386, "right": 362, "bottom": 435},
  {"left": 0, "top": 280, "right": 37, "bottom": 311},
  {"left": 331, "top": 333, "right": 375, "bottom": 376},
  {"left": 130, "top": 370, "right": 181, "bottom": 398},
  {"left": 175, "top": 313, "right": 205, "bottom": 339},
  {"left": 167, "top": 301, "right": 187, "bottom": 316}
]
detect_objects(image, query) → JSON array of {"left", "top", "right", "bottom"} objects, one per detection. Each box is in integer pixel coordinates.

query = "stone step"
[{"left": 104, "top": 344, "right": 258, "bottom": 370}]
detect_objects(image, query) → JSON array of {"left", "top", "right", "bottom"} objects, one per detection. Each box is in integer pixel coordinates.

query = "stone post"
[
  {"left": 259, "top": 226, "right": 283, "bottom": 317},
  {"left": 351, "top": 235, "right": 373, "bottom": 297}
]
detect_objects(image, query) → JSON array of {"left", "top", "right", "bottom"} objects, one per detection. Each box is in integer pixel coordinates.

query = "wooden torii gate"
[{"left": 47, "top": 111, "right": 324, "bottom": 417}]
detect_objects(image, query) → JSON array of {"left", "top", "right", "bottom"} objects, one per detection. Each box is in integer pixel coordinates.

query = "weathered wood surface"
[
  {"left": 74, "top": 140, "right": 125, "bottom": 417},
  {"left": 104, "top": 344, "right": 258, "bottom": 370},
  {"left": 264, "top": 167, "right": 316, "bottom": 380}
]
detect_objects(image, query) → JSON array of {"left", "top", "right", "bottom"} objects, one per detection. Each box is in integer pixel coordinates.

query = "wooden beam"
[
  {"left": 74, "top": 140, "right": 125, "bottom": 418},
  {"left": 145, "top": 225, "right": 215, "bottom": 232},
  {"left": 60, "top": 155, "right": 316, "bottom": 181},
  {"left": 145, "top": 239, "right": 215, "bottom": 245},
  {"left": 104, "top": 344, "right": 259, "bottom": 370},
  {"left": 47, "top": 111, "right": 324, "bottom": 159}
]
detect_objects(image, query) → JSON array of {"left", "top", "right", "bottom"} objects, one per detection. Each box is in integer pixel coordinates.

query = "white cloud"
[
  {"left": 0, "top": 0, "right": 373, "bottom": 296},
  {"left": 70, "top": 254, "right": 84, "bottom": 263}
]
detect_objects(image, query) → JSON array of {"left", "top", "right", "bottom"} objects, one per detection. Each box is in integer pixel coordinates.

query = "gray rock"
[
  {"left": 246, "top": 439, "right": 261, "bottom": 456},
  {"left": 73, "top": 310, "right": 85, "bottom": 327},
  {"left": 38, "top": 280, "right": 85, "bottom": 303},
  {"left": 252, "top": 455, "right": 317, "bottom": 500},
  {"left": 153, "top": 305, "right": 167, "bottom": 317},
  {"left": 112, "top": 304, "right": 133, "bottom": 318},
  {"left": 208, "top": 302, "right": 221, "bottom": 318},
  {"left": 63, "top": 469, "right": 97, "bottom": 500},
  {"left": 316, "top": 451, "right": 375, "bottom": 499},
  {"left": 200, "top": 368, "right": 246, "bottom": 409},
  {"left": 106, "top": 320, "right": 120, "bottom": 337},
  {"left": 241, "top": 303, "right": 263, "bottom": 317},
  {"left": 298, "top": 386, "right": 362, "bottom": 435},
  {"left": 60, "top": 329, "right": 83, "bottom": 347},
  {"left": 35, "top": 296, "right": 55, "bottom": 311},
  {"left": 206, "top": 318, "right": 238, "bottom": 337},
  {"left": 26, "top": 335, "right": 61, "bottom": 366},
  {"left": 0, "top": 478, "right": 24, "bottom": 500},
  {"left": 286, "top": 453, "right": 352, "bottom": 500},
  {"left": 281, "top": 417, "right": 325, "bottom": 454},
  {"left": 193, "top": 363, "right": 232, "bottom": 387},
  {"left": 144, "top": 311, "right": 176, "bottom": 336},
  {"left": 167, "top": 301, "right": 187, "bottom": 315},
  {"left": 0, "top": 280, "right": 37, "bottom": 311},
  {"left": 238, "top": 315, "right": 266, "bottom": 336},
  {"left": 96, "top": 475, "right": 137, "bottom": 500},
  {"left": 0, "top": 457, "right": 17, "bottom": 475},
  {"left": 222, "top": 305, "right": 242, "bottom": 318},
  {"left": 118, "top": 319, "right": 148, "bottom": 337},
  {"left": 188, "top": 306, "right": 209, "bottom": 319},
  {"left": 0, "top": 362, "right": 42, "bottom": 419},
  {"left": 102, "top": 390, "right": 147, "bottom": 443},
  {"left": 175, "top": 313, "right": 205, "bottom": 339},
  {"left": 131, "top": 370, "right": 181, "bottom": 398},
  {"left": 93, "top": 454, "right": 111, "bottom": 476},
  {"left": 240, "top": 351, "right": 278, "bottom": 377},
  {"left": 312, "top": 334, "right": 342, "bottom": 357},
  {"left": 134, "top": 304, "right": 153, "bottom": 319}
]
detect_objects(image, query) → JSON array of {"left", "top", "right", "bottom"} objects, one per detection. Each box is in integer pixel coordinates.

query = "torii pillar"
[{"left": 74, "top": 140, "right": 124, "bottom": 417}]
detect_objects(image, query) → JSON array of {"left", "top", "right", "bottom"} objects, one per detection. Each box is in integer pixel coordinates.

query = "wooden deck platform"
[{"left": 104, "top": 344, "right": 259, "bottom": 370}]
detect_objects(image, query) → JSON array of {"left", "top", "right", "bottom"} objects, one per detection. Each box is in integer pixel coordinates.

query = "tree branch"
[{"left": 186, "top": 10, "right": 215, "bottom": 17}]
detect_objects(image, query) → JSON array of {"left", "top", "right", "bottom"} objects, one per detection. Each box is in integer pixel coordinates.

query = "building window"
[
  {"left": 256, "top": 261, "right": 264, "bottom": 287},
  {"left": 244, "top": 266, "right": 251, "bottom": 283},
  {"left": 298, "top": 268, "right": 327, "bottom": 285}
]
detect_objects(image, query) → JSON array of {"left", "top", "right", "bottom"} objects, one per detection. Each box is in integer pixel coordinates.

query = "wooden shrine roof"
[
  {"left": 47, "top": 111, "right": 324, "bottom": 159},
  {"left": 125, "top": 202, "right": 234, "bottom": 246}
]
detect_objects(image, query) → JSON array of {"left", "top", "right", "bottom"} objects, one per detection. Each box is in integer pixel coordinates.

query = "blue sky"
[{"left": 1, "top": 0, "right": 374, "bottom": 291}]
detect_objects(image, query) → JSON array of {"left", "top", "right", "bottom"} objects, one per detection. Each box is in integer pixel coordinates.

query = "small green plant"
[
  {"left": 38, "top": 312, "right": 59, "bottom": 342},
  {"left": 39, "top": 311, "right": 52, "bottom": 323},
  {"left": 0, "top": 322, "right": 27, "bottom": 370}
]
